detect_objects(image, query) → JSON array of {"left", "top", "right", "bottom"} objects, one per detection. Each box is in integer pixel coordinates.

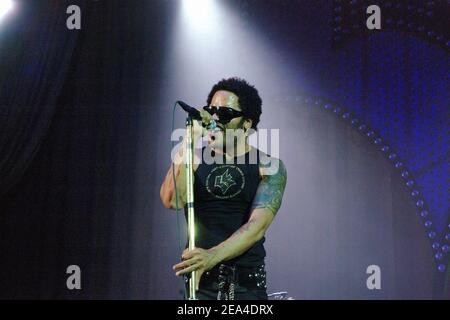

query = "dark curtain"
[
  {"left": 0, "top": 0, "right": 172, "bottom": 299},
  {"left": 0, "top": 1, "right": 82, "bottom": 197}
]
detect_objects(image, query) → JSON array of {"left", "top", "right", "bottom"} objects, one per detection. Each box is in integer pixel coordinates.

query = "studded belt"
[{"left": 201, "top": 263, "right": 267, "bottom": 300}]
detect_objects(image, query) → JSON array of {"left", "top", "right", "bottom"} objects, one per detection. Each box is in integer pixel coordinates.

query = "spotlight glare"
[
  {"left": 181, "top": 0, "right": 219, "bottom": 34},
  {"left": 182, "top": 0, "right": 212, "bottom": 16},
  {"left": 0, "top": 0, "right": 13, "bottom": 21}
]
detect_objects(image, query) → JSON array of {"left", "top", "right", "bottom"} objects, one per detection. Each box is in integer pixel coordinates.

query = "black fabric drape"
[
  {"left": 0, "top": 0, "right": 170, "bottom": 299},
  {"left": 0, "top": 1, "right": 81, "bottom": 197}
]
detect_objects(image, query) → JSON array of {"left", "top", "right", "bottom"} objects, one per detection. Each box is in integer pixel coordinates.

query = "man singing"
[{"left": 160, "top": 77, "right": 287, "bottom": 300}]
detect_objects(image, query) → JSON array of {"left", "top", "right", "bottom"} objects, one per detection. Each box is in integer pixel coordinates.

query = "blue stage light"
[
  {"left": 420, "top": 210, "right": 428, "bottom": 218},
  {"left": 432, "top": 242, "right": 440, "bottom": 250},
  {"left": 395, "top": 162, "right": 403, "bottom": 168}
]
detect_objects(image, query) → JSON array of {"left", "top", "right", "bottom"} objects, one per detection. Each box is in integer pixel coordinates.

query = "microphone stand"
[{"left": 185, "top": 115, "right": 197, "bottom": 300}]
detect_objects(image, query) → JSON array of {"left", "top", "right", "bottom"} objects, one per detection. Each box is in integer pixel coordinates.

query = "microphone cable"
[{"left": 171, "top": 101, "right": 188, "bottom": 299}]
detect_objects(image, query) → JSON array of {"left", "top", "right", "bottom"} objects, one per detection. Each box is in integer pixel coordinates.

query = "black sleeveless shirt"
[{"left": 185, "top": 146, "right": 265, "bottom": 267}]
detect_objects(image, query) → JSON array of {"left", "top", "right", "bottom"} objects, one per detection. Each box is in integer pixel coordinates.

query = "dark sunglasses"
[{"left": 203, "top": 106, "right": 244, "bottom": 124}]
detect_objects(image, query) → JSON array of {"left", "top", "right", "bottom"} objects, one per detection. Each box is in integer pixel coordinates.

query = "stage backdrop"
[{"left": 0, "top": 0, "right": 447, "bottom": 299}]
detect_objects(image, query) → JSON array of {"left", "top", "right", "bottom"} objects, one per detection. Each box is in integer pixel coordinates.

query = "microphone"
[
  {"left": 177, "top": 101, "right": 201, "bottom": 120},
  {"left": 177, "top": 101, "right": 216, "bottom": 129}
]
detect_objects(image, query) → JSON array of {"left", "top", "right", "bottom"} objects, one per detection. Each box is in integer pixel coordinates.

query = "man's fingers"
[
  {"left": 173, "top": 258, "right": 197, "bottom": 271},
  {"left": 182, "top": 250, "right": 191, "bottom": 260},
  {"left": 176, "top": 263, "right": 200, "bottom": 276},
  {"left": 195, "top": 270, "right": 204, "bottom": 291},
  {"left": 182, "top": 248, "right": 200, "bottom": 260}
]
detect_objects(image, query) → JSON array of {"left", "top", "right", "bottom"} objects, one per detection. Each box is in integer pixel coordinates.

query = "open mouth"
[{"left": 208, "top": 126, "right": 224, "bottom": 142}]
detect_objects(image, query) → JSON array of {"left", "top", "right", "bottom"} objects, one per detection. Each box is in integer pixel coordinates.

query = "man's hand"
[
  {"left": 173, "top": 247, "right": 219, "bottom": 290},
  {"left": 159, "top": 111, "right": 208, "bottom": 209}
]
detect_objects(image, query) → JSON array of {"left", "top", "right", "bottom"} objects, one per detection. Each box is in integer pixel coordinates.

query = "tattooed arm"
[
  {"left": 211, "top": 157, "right": 287, "bottom": 262},
  {"left": 173, "top": 157, "right": 287, "bottom": 286}
]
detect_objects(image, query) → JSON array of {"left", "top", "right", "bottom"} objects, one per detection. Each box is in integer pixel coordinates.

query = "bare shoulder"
[
  {"left": 251, "top": 149, "right": 287, "bottom": 215},
  {"left": 256, "top": 149, "right": 287, "bottom": 178}
]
